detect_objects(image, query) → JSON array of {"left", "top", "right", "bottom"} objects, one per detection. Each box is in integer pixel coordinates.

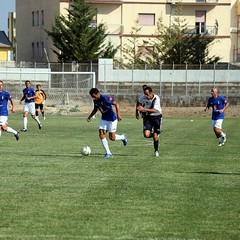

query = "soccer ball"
[{"left": 81, "top": 146, "right": 91, "bottom": 156}]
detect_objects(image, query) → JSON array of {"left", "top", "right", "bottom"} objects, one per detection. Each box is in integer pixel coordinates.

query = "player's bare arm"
[
  {"left": 86, "top": 107, "right": 98, "bottom": 122},
  {"left": 10, "top": 99, "right": 16, "bottom": 113},
  {"left": 113, "top": 101, "right": 122, "bottom": 121},
  {"left": 219, "top": 102, "right": 230, "bottom": 113},
  {"left": 137, "top": 106, "right": 158, "bottom": 113}
]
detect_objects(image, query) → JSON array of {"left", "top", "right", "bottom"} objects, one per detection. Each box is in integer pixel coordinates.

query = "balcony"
[
  {"left": 167, "top": 0, "right": 230, "bottom": 6},
  {"left": 187, "top": 25, "right": 217, "bottom": 35},
  {"left": 86, "top": 0, "right": 122, "bottom": 4}
]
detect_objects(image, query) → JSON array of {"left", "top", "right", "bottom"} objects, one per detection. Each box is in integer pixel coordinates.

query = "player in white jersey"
[{"left": 137, "top": 86, "right": 163, "bottom": 157}]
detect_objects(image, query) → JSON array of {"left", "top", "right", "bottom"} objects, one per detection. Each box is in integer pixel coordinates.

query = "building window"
[
  {"left": 41, "top": 10, "right": 44, "bottom": 25},
  {"left": 37, "top": 42, "right": 39, "bottom": 58},
  {"left": 32, "top": 42, "right": 35, "bottom": 58},
  {"left": 32, "top": 11, "right": 35, "bottom": 26},
  {"left": 41, "top": 42, "right": 44, "bottom": 58},
  {"left": 195, "top": 10, "right": 206, "bottom": 34},
  {"left": 138, "top": 14, "right": 155, "bottom": 26}
]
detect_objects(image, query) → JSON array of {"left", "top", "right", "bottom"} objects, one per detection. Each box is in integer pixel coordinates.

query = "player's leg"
[
  {"left": 22, "top": 109, "right": 29, "bottom": 132},
  {"left": 152, "top": 117, "right": 161, "bottom": 157},
  {"left": 213, "top": 119, "right": 225, "bottom": 146},
  {"left": 30, "top": 102, "right": 42, "bottom": 129},
  {"left": 40, "top": 104, "right": 45, "bottom": 119},
  {"left": 35, "top": 104, "right": 39, "bottom": 117},
  {"left": 99, "top": 120, "right": 112, "bottom": 158},
  {"left": 143, "top": 119, "right": 152, "bottom": 138},
  {"left": 0, "top": 117, "right": 19, "bottom": 140},
  {"left": 108, "top": 120, "right": 127, "bottom": 146}
]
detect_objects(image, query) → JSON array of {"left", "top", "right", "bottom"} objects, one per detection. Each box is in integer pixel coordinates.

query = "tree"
[
  {"left": 146, "top": 6, "right": 220, "bottom": 67},
  {"left": 46, "top": 0, "right": 118, "bottom": 62},
  {"left": 120, "top": 25, "right": 146, "bottom": 68}
]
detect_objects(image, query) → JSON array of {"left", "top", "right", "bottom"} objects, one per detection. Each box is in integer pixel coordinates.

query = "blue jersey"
[
  {"left": 93, "top": 94, "right": 117, "bottom": 121},
  {"left": 23, "top": 87, "right": 35, "bottom": 103},
  {"left": 0, "top": 90, "right": 12, "bottom": 116},
  {"left": 207, "top": 95, "right": 228, "bottom": 120}
]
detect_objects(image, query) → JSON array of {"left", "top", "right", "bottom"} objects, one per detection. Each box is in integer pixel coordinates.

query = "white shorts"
[
  {"left": 212, "top": 119, "right": 223, "bottom": 129},
  {"left": 24, "top": 102, "right": 35, "bottom": 115},
  {"left": 99, "top": 119, "right": 118, "bottom": 133},
  {"left": 0, "top": 116, "right": 8, "bottom": 126}
]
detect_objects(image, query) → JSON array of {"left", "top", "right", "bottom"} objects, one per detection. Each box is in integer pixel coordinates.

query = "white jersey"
[{"left": 139, "top": 94, "right": 162, "bottom": 117}]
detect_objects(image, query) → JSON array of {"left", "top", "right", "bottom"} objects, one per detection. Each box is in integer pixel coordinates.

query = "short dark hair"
[
  {"left": 142, "top": 84, "right": 148, "bottom": 90},
  {"left": 36, "top": 84, "right": 41, "bottom": 88},
  {"left": 144, "top": 86, "right": 152, "bottom": 92},
  {"left": 89, "top": 88, "right": 99, "bottom": 95},
  {"left": 25, "top": 80, "right": 30, "bottom": 84}
]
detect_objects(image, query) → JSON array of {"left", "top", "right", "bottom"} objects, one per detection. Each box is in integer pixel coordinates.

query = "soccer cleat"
[
  {"left": 122, "top": 134, "right": 128, "bottom": 146},
  {"left": 38, "top": 123, "right": 42, "bottom": 129},
  {"left": 43, "top": 116, "right": 46, "bottom": 120},
  {"left": 21, "top": 128, "right": 27, "bottom": 132},
  {"left": 218, "top": 142, "right": 224, "bottom": 147},
  {"left": 103, "top": 153, "right": 112, "bottom": 159},
  {"left": 14, "top": 132, "right": 19, "bottom": 141},
  {"left": 154, "top": 151, "right": 160, "bottom": 157}
]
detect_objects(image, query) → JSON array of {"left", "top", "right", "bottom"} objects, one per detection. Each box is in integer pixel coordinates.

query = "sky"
[{"left": 0, "top": 0, "right": 16, "bottom": 34}]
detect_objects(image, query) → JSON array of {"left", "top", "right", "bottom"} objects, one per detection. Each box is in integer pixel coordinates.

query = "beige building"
[
  {"left": 8, "top": 12, "right": 16, "bottom": 60},
  {"left": 16, "top": 0, "right": 240, "bottom": 63}
]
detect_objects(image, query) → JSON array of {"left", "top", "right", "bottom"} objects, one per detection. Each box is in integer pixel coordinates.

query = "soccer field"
[{"left": 0, "top": 114, "right": 239, "bottom": 240}]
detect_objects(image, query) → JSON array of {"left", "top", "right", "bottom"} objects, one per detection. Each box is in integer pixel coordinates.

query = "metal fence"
[{"left": 1, "top": 60, "right": 240, "bottom": 106}]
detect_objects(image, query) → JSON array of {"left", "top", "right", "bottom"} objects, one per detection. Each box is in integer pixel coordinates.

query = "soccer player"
[
  {"left": 86, "top": 88, "right": 128, "bottom": 159},
  {"left": 35, "top": 84, "right": 47, "bottom": 120},
  {"left": 19, "top": 80, "right": 42, "bottom": 132},
  {"left": 0, "top": 80, "right": 19, "bottom": 141},
  {"left": 204, "top": 88, "right": 229, "bottom": 146},
  {"left": 137, "top": 86, "right": 162, "bottom": 157},
  {"left": 135, "top": 84, "right": 148, "bottom": 120}
]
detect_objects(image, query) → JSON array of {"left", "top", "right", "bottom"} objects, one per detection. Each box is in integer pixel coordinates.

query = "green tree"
[
  {"left": 147, "top": 6, "right": 220, "bottom": 66},
  {"left": 120, "top": 25, "right": 146, "bottom": 68},
  {"left": 46, "top": 0, "right": 117, "bottom": 62}
]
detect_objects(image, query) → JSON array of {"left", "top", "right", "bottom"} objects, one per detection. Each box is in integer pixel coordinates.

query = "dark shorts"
[
  {"left": 143, "top": 115, "right": 162, "bottom": 134},
  {"left": 35, "top": 103, "right": 44, "bottom": 110}
]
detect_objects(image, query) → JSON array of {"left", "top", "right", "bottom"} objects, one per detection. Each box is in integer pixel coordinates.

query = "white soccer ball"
[{"left": 81, "top": 146, "right": 91, "bottom": 156}]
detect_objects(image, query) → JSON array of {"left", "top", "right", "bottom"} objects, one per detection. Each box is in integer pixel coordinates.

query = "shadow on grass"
[{"left": 181, "top": 171, "right": 240, "bottom": 176}]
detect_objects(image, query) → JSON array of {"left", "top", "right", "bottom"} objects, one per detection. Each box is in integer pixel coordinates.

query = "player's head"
[
  {"left": 36, "top": 84, "right": 41, "bottom": 89},
  {"left": 89, "top": 88, "right": 100, "bottom": 100},
  {"left": 211, "top": 88, "right": 218, "bottom": 98},
  {"left": 142, "top": 84, "right": 148, "bottom": 90},
  {"left": 25, "top": 80, "right": 31, "bottom": 87},
  {"left": 143, "top": 86, "right": 153, "bottom": 99}
]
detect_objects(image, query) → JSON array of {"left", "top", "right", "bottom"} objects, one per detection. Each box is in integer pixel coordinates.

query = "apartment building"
[
  {"left": 16, "top": 0, "right": 239, "bottom": 63},
  {"left": 8, "top": 12, "right": 16, "bottom": 60}
]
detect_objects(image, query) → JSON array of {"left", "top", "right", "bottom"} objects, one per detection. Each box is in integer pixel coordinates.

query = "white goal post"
[{"left": 0, "top": 70, "right": 96, "bottom": 108}]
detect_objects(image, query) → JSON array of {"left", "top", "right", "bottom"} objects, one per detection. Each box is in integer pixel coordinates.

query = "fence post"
[
  {"left": 171, "top": 62, "right": 174, "bottom": 97},
  {"left": 159, "top": 64, "right": 162, "bottom": 96},
  {"left": 213, "top": 62, "right": 216, "bottom": 87},
  {"left": 104, "top": 61, "right": 106, "bottom": 93},
  {"left": 185, "top": 62, "right": 188, "bottom": 96},
  {"left": 198, "top": 61, "right": 201, "bottom": 96},
  {"left": 131, "top": 64, "right": 134, "bottom": 94},
  {"left": 227, "top": 62, "right": 229, "bottom": 97}
]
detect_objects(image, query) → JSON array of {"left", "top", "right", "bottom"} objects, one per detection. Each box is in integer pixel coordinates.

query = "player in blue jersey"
[
  {"left": 19, "top": 80, "right": 42, "bottom": 132},
  {"left": 205, "top": 88, "right": 229, "bottom": 146},
  {"left": 86, "top": 88, "right": 128, "bottom": 158},
  {"left": 0, "top": 80, "right": 19, "bottom": 141}
]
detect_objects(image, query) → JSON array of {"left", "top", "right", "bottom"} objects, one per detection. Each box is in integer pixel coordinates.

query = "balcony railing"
[{"left": 187, "top": 25, "right": 216, "bottom": 35}]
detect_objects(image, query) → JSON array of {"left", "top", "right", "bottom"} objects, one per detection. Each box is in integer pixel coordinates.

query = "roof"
[{"left": 0, "top": 31, "right": 12, "bottom": 48}]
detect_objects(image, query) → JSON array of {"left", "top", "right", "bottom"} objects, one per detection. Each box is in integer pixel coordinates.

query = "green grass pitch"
[{"left": 0, "top": 114, "right": 239, "bottom": 239}]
